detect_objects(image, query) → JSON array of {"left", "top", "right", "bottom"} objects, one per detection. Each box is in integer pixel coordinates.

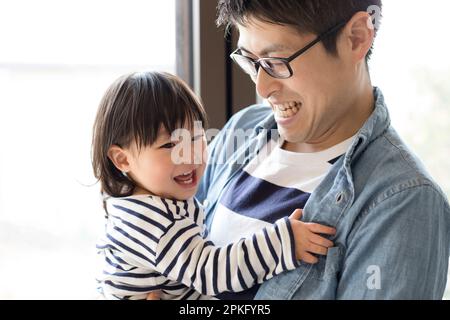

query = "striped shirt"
[{"left": 96, "top": 194, "right": 298, "bottom": 300}]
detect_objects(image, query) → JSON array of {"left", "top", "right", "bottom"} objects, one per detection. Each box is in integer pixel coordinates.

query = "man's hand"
[{"left": 289, "top": 209, "right": 336, "bottom": 264}]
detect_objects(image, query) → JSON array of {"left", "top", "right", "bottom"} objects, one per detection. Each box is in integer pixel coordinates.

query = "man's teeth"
[{"left": 273, "top": 102, "right": 301, "bottom": 118}]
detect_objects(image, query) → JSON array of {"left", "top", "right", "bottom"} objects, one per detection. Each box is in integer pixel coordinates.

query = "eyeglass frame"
[{"left": 230, "top": 20, "right": 348, "bottom": 79}]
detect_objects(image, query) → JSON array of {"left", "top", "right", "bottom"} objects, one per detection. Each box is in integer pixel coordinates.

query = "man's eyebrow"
[{"left": 238, "top": 44, "right": 294, "bottom": 57}]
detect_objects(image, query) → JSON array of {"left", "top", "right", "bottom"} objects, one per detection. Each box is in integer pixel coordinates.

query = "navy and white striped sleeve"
[
  {"left": 155, "top": 215, "right": 299, "bottom": 296},
  {"left": 103, "top": 198, "right": 175, "bottom": 268}
]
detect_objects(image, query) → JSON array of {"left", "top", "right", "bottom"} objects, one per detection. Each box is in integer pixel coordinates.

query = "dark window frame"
[{"left": 176, "top": 0, "right": 256, "bottom": 130}]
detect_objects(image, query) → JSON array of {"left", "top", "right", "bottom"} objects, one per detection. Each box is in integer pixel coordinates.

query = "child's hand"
[
  {"left": 289, "top": 209, "right": 336, "bottom": 264},
  {"left": 146, "top": 290, "right": 161, "bottom": 300}
]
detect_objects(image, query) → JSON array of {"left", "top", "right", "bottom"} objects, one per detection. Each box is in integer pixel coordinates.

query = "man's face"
[{"left": 237, "top": 19, "right": 356, "bottom": 147}]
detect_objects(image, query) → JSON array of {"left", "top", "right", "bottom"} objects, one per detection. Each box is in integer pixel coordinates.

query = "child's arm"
[{"left": 154, "top": 209, "right": 335, "bottom": 296}]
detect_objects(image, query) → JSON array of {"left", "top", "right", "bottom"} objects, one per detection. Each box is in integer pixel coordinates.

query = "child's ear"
[{"left": 107, "top": 145, "right": 131, "bottom": 173}]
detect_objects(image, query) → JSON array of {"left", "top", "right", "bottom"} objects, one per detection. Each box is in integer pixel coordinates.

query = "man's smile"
[{"left": 272, "top": 101, "right": 301, "bottom": 119}]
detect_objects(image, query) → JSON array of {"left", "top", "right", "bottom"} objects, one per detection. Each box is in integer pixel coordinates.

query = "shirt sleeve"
[{"left": 155, "top": 215, "right": 299, "bottom": 296}]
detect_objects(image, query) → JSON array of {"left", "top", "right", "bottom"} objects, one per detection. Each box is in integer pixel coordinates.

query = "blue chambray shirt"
[{"left": 197, "top": 87, "right": 450, "bottom": 299}]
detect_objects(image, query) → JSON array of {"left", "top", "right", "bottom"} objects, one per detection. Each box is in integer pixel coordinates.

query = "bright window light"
[
  {"left": 0, "top": 0, "right": 175, "bottom": 299},
  {"left": 371, "top": 0, "right": 450, "bottom": 299}
]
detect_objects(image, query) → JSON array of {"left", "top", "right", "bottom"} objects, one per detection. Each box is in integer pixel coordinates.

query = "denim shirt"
[{"left": 196, "top": 87, "right": 450, "bottom": 299}]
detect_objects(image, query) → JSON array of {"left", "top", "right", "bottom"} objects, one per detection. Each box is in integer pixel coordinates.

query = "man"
[{"left": 196, "top": 0, "right": 450, "bottom": 299}]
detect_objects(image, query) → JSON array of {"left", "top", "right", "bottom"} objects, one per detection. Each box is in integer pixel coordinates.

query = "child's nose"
[
  {"left": 192, "top": 143, "right": 205, "bottom": 165},
  {"left": 178, "top": 141, "right": 204, "bottom": 165}
]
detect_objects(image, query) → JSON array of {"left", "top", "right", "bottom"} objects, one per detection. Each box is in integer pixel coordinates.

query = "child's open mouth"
[{"left": 174, "top": 170, "right": 197, "bottom": 188}]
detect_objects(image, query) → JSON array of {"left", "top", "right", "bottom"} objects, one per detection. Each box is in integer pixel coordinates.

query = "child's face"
[{"left": 125, "top": 126, "right": 207, "bottom": 201}]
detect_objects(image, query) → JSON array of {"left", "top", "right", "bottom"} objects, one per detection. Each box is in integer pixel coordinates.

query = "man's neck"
[{"left": 283, "top": 86, "right": 375, "bottom": 153}]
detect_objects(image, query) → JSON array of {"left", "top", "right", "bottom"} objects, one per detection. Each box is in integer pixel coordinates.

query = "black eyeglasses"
[{"left": 230, "top": 21, "right": 347, "bottom": 79}]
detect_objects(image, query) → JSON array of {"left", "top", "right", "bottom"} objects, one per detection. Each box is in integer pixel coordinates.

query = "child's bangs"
[{"left": 132, "top": 72, "right": 207, "bottom": 149}]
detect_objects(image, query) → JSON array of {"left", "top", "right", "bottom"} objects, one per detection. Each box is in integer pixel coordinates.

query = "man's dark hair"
[{"left": 217, "top": 0, "right": 382, "bottom": 61}]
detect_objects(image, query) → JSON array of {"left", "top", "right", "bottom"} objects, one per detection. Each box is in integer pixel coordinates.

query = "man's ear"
[
  {"left": 343, "top": 11, "right": 375, "bottom": 62},
  {"left": 107, "top": 145, "right": 131, "bottom": 173}
]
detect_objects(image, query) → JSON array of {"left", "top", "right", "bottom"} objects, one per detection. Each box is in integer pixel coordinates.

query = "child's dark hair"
[{"left": 91, "top": 71, "right": 207, "bottom": 198}]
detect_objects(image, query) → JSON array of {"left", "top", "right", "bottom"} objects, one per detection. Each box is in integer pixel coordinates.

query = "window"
[
  {"left": 0, "top": 0, "right": 175, "bottom": 299},
  {"left": 370, "top": 0, "right": 450, "bottom": 298}
]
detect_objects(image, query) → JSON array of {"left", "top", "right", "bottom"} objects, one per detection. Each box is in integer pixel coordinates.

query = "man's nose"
[{"left": 255, "top": 67, "right": 281, "bottom": 99}]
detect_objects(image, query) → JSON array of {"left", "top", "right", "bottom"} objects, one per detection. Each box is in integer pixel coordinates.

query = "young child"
[{"left": 92, "top": 71, "right": 336, "bottom": 300}]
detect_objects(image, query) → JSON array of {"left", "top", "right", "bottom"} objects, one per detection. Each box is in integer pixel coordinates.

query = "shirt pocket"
[{"left": 311, "top": 246, "right": 343, "bottom": 280}]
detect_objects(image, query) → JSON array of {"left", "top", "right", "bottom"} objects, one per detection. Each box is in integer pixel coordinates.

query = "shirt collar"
[{"left": 345, "top": 87, "right": 391, "bottom": 164}]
